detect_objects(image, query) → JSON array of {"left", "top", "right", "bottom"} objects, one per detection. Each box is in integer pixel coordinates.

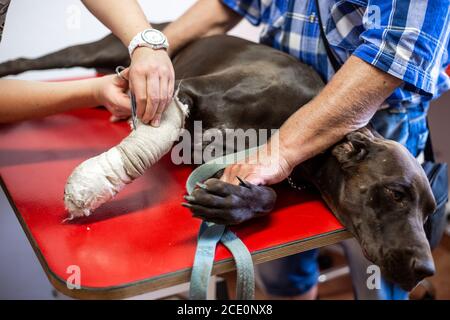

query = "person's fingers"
[
  {"left": 229, "top": 174, "right": 240, "bottom": 186},
  {"left": 142, "top": 75, "right": 160, "bottom": 124},
  {"left": 130, "top": 73, "right": 147, "bottom": 119},
  {"left": 167, "top": 74, "right": 175, "bottom": 109},
  {"left": 221, "top": 166, "right": 233, "bottom": 184},
  {"left": 115, "top": 92, "right": 131, "bottom": 112},
  {"left": 109, "top": 115, "right": 121, "bottom": 123},
  {"left": 241, "top": 173, "right": 264, "bottom": 186},
  {"left": 109, "top": 115, "right": 129, "bottom": 123},
  {"left": 222, "top": 165, "right": 242, "bottom": 185},
  {"left": 115, "top": 109, "right": 131, "bottom": 118},
  {"left": 107, "top": 104, "right": 129, "bottom": 118},
  {"left": 168, "top": 67, "right": 175, "bottom": 100},
  {"left": 119, "top": 68, "right": 130, "bottom": 81},
  {"left": 115, "top": 68, "right": 130, "bottom": 89},
  {"left": 151, "top": 75, "right": 169, "bottom": 127},
  {"left": 229, "top": 170, "right": 241, "bottom": 185},
  {"left": 221, "top": 162, "right": 266, "bottom": 185}
]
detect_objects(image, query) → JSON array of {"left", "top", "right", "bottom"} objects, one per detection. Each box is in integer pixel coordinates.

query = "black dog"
[{"left": 0, "top": 29, "right": 436, "bottom": 291}]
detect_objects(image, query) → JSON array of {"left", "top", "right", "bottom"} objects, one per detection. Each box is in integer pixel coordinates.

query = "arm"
[
  {"left": 62, "top": 1, "right": 242, "bottom": 219},
  {"left": 81, "top": 0, "right": 150, "bottom": 45},
  {"left": 0, "top": 75, "right": 130, "bottom": 124},
  {"left": 81, "top": 0, "right": 174, "bottom": 127},
  {"left": 221, "top": 56, "right": 402, "bottom": 185},
  {"left": 163, "top": 0, "right": 243, "bottom": 57},
  {"left": 222, "top": 0, "right": 450, "bottom": 186},
  {"left": 278, "top": 55, "right": 402, "bottom": 169}
]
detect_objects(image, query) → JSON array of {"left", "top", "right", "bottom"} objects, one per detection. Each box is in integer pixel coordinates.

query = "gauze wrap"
[{"left": 64, "top": 96, "right": 189, "bottom": 219}]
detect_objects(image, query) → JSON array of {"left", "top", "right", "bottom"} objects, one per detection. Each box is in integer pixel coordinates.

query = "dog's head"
[{"left": 331, "top": 127, "right": 436, "bottom": 291}]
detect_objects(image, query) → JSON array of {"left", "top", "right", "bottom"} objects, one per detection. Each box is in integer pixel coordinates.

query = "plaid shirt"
[{"left": 222, "top": 0, "right": 450, "bottom": 109}]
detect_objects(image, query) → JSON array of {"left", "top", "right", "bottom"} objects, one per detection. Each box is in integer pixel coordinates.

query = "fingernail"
[
  {"left": 196, "top": 182, "right": 208, "bottom": 190},
  {"left": 184, "top": 195, "right": 195, "bottom": 201},
  {"left": 151, "top": 118, "right": 160, "bottom": 127}
]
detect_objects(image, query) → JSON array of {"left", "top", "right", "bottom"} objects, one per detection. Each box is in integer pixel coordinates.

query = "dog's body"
[{"left": 0, "top": 30, "right": 437, "bottom": 290}]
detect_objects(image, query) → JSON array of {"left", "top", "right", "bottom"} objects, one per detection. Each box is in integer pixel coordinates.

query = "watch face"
[{"left": 142, "top": 29, "right": 165, "bottom": 45}]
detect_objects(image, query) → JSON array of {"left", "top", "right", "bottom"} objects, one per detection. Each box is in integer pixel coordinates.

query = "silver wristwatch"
[{"left": 128, "top": 28, "right": 169, "bottom": 57}]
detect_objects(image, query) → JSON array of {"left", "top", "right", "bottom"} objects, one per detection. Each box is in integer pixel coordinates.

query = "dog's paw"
[{"left": 182, "top": 178, "right": 277, "bottom": 225}]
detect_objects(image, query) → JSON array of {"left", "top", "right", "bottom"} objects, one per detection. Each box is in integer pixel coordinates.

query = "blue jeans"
[{"left": 257, "top": 102, "right": 429, "bottom": 299}]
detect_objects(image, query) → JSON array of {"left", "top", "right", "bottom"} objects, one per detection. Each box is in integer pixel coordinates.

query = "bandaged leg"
[{"left": 64, "top": 97, "right": 189, "bottom": 219}]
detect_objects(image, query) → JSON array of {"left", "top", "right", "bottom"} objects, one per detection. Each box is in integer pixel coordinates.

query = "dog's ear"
[{"left": 332, "top": 128, "right": 373, "bottom": 169}]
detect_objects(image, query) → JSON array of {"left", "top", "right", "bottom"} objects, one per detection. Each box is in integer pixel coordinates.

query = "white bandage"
[{"left": 64, "top": 96, "right": 189, "bottom": 219}]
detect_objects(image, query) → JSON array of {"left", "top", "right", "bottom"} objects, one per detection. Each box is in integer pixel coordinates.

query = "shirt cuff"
[
  {"left": 221, "top": 0, "right": 261, "bottom": 26},
  {"left": 352, "top": 43, "right": 436, "bottom": 97}
]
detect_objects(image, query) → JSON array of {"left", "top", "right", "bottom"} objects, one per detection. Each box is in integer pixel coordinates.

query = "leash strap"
[
  {"left": 220, "top": 229, "right": 255, "bottom": 299},
  {"left": 187, "top": 148, "right": 258, "bottom": 300},
  {"left": 189, "top": 222, "right": 226, "bottom": 300}
]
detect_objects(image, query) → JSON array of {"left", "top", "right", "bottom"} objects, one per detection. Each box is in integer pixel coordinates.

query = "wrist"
[
  {"left": 264, "top": 132, "right": 297, "bottom": 170},
  {"left": 89, "top": 77, "right": 105, "bottom": 106},
  {"left": 131, "top": 45, "right": 168, "bottom": 59},
  {"left": 59, "top": 78, "right": 99, "bottom": 111},
  {"left": 279, "top": 144, "right": 297, "bottom": 172},
  {"left": 122, "top": 23, "right": 152, "bottom": 44},
  {"left": 272, "top": 134, "right": 300, "bottom": 173}
]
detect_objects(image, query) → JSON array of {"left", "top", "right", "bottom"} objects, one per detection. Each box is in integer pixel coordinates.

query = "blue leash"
[
  {"left": 189, "top": 222, "right": 227, "bottom": 300},
  {"left": 186, "top": 149, "right": 258, "bottom": 300}
]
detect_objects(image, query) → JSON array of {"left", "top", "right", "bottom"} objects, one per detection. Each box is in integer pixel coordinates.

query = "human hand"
[
  {"left": 220, "top": 145, "right": 294, "bottom": 186},
  {"left": 93, "top": 71, "right": 131, "bottom": 122},
  {"left": 182, "top": 143, "right": 293, "bottom": 225},
  {"left": 129, "top": 48, "right": 175, "bottom": 127}
]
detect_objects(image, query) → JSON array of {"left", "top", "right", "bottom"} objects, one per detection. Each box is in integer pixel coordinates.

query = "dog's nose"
[{"left": 411, "top": 258, "right": 435, "bottom": 281}]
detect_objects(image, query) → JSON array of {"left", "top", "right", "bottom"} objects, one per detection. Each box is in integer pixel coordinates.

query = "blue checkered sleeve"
[
  {"left": 221, "top": 0, "right": 264, "bottom": 26},
  {"left": 352, "top": 0, "right": 450, "bottom": 97}
]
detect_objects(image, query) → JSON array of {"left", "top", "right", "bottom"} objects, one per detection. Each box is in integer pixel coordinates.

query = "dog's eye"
[{"left": 384, "top": 187, "right": 404, "bottom": 202}]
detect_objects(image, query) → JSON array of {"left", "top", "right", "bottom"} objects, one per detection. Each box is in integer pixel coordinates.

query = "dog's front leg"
[
  {"left": 63, "top": 97, "right": 188, "bottom": 220},
  {"left": 182, "top": 178, "right": 277, "bottom": 225}
]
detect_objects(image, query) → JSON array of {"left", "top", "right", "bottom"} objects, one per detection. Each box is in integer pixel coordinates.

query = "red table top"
[{"left": 0, "top": 107, "right": 348, "bottom": 299}]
